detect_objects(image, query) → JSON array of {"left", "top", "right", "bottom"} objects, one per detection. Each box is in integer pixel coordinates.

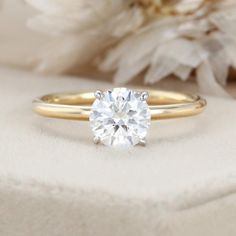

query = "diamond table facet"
[{"left": 90, "top": 88, "right": 151, "bottom": 147}]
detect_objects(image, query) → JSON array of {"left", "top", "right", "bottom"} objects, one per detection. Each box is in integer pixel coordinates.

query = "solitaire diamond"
[{"left": 90, "top": 88, "right": 151, "bottom": 147}]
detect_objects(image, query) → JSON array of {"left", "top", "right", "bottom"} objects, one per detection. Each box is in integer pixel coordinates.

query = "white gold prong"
[
  {"left": 139, "top": 138, "right": 146, "bottom": 146},
  {"left": 140, "top": 91, "right": 149, "bottom": 101},
  {"left": 94, "top": 90, "right": 104, "bottom": 100},
  {"left": 93, "top": 136, "right": 100, "bottom": 144}
]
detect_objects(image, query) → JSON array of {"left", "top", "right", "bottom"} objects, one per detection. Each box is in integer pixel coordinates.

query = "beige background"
[
  {"left": 0, "top": 67, "right": 236, "bottom": 235},
  {"left": 0, "top": 1, "right": 236, "bottom": 235}
]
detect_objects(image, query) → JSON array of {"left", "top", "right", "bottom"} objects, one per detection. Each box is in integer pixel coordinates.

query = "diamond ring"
[{"left": 33, "top": 88, "right": 207, "bottom": 147}]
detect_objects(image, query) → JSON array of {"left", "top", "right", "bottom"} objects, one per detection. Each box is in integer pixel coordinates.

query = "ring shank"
[{"left": 33, "top": 90, "right": 207, "bottom": 121}]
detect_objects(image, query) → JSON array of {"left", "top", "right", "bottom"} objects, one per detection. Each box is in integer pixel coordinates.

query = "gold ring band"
[
  {"left": 33, "top": 90, "right": 206, "bottom": 121},
  {"left": 33, "top": 88, "right": 207, "bottom": 147}
]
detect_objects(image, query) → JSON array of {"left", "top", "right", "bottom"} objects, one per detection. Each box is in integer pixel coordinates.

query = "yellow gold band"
[{"left": 33, "top": 90, "right": 207, "bottom": 121}]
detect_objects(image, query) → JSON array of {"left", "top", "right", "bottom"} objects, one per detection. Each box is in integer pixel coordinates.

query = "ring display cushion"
[{"left": 0, "top": 68, "right": 236, "bottom": 236}]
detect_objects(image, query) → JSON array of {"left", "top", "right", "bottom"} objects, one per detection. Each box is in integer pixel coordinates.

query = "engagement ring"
[{"left": 33, "top": 88, "right": 207, "bottom": 147}]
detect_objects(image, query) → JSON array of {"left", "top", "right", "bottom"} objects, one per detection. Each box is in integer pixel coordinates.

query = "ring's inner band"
[{"left": 33, "top": 90, "right": 207, "bottom": 121}]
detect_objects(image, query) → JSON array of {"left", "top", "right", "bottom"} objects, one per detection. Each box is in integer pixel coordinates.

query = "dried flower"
[{"left": 26, "top": 0, "right": 236, "bottom": 95}]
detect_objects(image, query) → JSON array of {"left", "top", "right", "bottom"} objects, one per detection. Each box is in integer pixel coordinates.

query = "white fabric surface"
[{"left": 0, "top": 67, "right": 236, "bottom": 236}]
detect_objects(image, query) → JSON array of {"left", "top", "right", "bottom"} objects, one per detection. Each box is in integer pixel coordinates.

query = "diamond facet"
[{"left": 90, "top": 88, "right": 151, "bottom": 147}]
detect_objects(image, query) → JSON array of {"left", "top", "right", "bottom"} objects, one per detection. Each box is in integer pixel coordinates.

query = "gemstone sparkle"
[{"left": 89, "top": 88, "right": 151, "bottom": 147}]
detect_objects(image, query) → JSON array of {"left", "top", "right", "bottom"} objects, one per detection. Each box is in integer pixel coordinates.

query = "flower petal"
[
  {"left": 151, "top": 39, "right": 208, "bottom": 68},
  {"left": 196, "top": 60, "right": 230, "bottom": 97},
  {"left": 145, "top": 57, "right": 179, "bottom": 84},
  {"left": 100, "top": 18, "right": 179, "bottom": 71},
  {"left": 175, "top": 0, "right": 204, "bottom": 14},
  {"left": 114, "top": 54, "right": 151, "bottom": 84},
  {"left": 210, "top": 8, "right": 236, "bottom": 38},
  {"left": 174, "top": 65, "right": 192, "bottom": 81}
]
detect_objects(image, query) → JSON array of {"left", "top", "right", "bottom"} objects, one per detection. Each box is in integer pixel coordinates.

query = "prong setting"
[
  {"left": 139, "top": 138, "right": 146, "bottom": 146},
  {"left": 93, "top": 136, "right": 100, "bottom": 144},
  {"left": 140, "top": 91, "right": 149, "bottom": 101},
  {"left": 94, "top": 90, "right": 104, "bottom": 100},
  {"left": 90, "top": 88, "right": 151, "bottom": 147}
]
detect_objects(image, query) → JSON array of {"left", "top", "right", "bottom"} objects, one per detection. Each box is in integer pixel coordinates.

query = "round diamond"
[{"left": 89, "top": 88, "right": 151, "bottom": 147}]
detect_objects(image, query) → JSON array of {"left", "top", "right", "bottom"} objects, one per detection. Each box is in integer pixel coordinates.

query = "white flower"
[
  {"left": 25, "top": 0, "right": 236, "bottom": 95},
  {"left": 25, "top": 0, "right": 143, "bottom": 73}
]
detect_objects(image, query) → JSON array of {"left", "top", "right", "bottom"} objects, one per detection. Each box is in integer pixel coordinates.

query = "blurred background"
[{"left": 0, "top": 0, "right": 236, "bottom": 96}]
